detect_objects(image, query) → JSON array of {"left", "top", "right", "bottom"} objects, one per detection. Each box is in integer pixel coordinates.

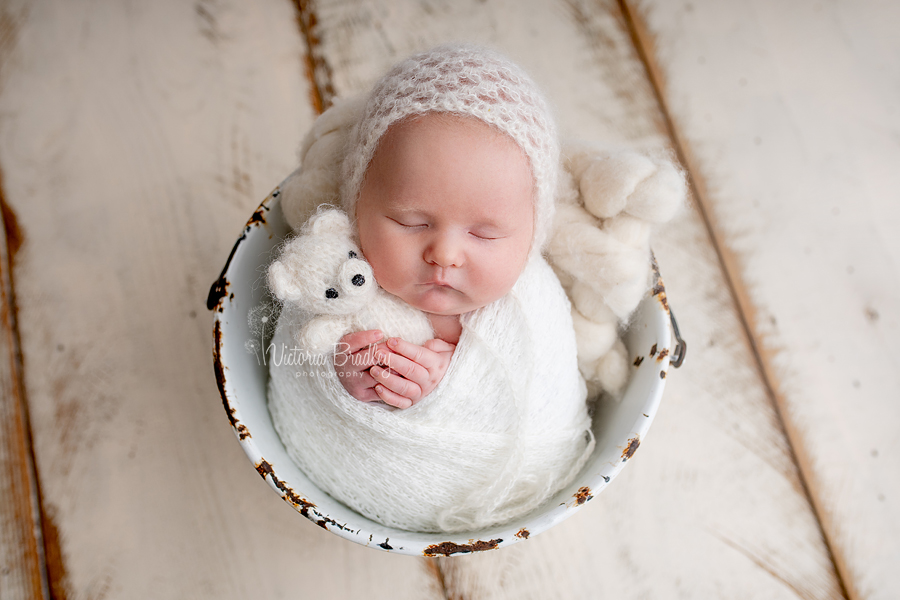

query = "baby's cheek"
[
  {"left": 359, "top": 231, "right": 388, "bottom": 271},
  {"left": 366, "top": 249, "right": 410, "bottom": 295},
  {"left": 480, "top": 253, "right": 525, "bottom": 299}
]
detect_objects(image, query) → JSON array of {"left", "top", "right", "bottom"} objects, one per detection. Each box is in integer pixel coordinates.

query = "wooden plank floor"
[
  {"left": 0, "top": 2, "right": 442, "bottom": 598},
  {"left": 633, "top": 2, "right": 900, "bottom": 599},
  {"left": 0, "top": 0, "right": 893, "bottom": 598}
]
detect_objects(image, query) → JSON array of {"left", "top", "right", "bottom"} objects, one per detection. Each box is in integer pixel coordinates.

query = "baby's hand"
[
  {"left": 334, "top": 329, "right": 384, "bottom": 403},
  {"left": 370, "top": 337, "right": 456, "bottom": 409}
]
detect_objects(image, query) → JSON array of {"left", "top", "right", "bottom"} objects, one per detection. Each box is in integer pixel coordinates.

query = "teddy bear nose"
[
  {"left": 352, "top": 274, "right": 365, "bottom": 287},
  {"left": 325, "top": 288, "right": 338, "bottom": 299}
]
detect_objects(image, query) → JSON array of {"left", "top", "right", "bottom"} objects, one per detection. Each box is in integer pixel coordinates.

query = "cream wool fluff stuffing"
[{"left": 548, "top": 141, "right": 685, "bottom": 395}]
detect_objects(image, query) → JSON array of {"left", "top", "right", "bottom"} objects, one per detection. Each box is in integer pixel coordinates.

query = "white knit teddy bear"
[{"left": 267, "top": 208, "right": 433, "bottom": 356}]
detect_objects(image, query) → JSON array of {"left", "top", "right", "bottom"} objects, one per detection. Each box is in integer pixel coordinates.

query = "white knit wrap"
[
  {"left": 341, "top": 43, "right": 560, "bottom": 255},
  {"left": 268, "top": 255, "right": 593, "bottom": 533}
]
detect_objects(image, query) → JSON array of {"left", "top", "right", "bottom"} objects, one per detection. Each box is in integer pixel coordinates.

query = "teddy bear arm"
[{"left": 298, "top": 315, "right": 351, "bottom": 356}]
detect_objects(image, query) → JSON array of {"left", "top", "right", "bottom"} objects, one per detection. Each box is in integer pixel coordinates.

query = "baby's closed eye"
[
  {"left": 388, "top": 216, "right": 427, "bottom": 230},
  {"left": 468, "top": 230, "right": 504, "bottom": 240}
]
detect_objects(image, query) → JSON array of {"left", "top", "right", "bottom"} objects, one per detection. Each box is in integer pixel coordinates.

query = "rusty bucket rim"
[{"left": 210, "top": 183, "right": 674, "bottom": 555}]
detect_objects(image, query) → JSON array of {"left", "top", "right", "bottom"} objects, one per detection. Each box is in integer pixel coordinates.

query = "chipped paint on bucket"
[{"left": 210, "top": 184, "right": 675, "bottom": 555}]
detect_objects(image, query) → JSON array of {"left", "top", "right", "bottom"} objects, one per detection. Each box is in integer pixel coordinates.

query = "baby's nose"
[{"left": 424, "top": 233, "right": 464, "bottom": 268}]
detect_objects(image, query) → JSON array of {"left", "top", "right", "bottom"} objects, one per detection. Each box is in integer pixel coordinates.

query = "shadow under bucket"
[{"left": 208, "top": 183, "right": 682, "bottom": 556}]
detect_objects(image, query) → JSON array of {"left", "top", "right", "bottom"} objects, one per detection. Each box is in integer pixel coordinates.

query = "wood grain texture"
[
  {"left": 0, "top": 177, "right": 47, "bottom": 600},
  {"left": 0, "top": 0, "right": 442, "bottom": 598},
  {"left": 309, "top": 0, "right": 845, "bottom": 597},
  {"left": 0, "top": 1, "right": 47, "bottom": 597},
  {"left": 633, "top": 1, "right": 899, "bottom": 598}
]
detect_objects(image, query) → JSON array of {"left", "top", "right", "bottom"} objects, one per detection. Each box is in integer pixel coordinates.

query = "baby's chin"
[{"left": 401, "top": 285, "right": 477, "bottom": 317}]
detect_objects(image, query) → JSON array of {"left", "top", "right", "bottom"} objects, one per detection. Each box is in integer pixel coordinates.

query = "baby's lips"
[{"left": 421, "top": 278, "right": 455, "bottom": 289}]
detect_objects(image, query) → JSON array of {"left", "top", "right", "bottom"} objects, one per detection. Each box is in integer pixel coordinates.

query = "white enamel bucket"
[{"left": 209, "top": 184, "right": 683, "bottom": 556}]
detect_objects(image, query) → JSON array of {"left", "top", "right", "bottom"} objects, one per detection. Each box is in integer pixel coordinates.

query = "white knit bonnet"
[{"left": 341, "top": 43, "right": 560, "bottom": 255}]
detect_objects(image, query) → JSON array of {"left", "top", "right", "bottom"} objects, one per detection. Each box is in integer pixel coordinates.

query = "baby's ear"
[
  {"left": 308, "top": 208, "right": 352, "bottom": 236},
  {"left": 268, "top": 260, "right": 299, "bottom": 303}
]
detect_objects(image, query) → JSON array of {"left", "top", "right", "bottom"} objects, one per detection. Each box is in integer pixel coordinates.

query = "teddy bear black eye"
[
  {"left": 348, "top": 250, "right": 357, "bottom": 258},
  {"left": 352, "top": 274, "right": 365, "bottom": 286},
  {"left": 325, "top": 288, "right": 338, "bottom": 299}
]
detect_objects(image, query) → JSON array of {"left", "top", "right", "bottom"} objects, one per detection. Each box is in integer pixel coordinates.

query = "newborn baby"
[
  {"left": 268, "top": 44, "right": 593, "bottom": 533},
  {"left": 336, "top": 109, "right": 538, "bottom": 407}
]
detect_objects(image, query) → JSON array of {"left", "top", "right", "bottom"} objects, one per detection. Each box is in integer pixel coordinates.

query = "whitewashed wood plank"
[
  {"left": 0, "top": 185, "right": 46, "bottom": 600},
  {"left": 633, "top": 1, "right": 899, "bottom": 598},
  {"left": 0, "top": 0, "right": 443, "bottom": 597},
  {"left": 0, "top": 3, "right": 47, "bottom": 598},
  {"left": 309, "top": 0, "right": 845, "bottom": 598}
]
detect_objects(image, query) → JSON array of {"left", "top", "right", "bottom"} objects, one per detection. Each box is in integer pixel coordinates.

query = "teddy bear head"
[{"left": 267, "top": 208, "right": 375, "bottom": 315}]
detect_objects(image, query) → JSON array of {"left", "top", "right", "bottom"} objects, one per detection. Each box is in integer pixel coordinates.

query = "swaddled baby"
[{"left": 268, "top": 44, "right": 594, "bottom": 533}]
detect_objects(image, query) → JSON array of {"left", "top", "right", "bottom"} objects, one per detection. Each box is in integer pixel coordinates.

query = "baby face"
[{"left": 356, "top": 113, "right": 535, "bottom": 317}]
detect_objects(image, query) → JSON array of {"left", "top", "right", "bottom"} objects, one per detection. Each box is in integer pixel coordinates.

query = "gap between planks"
[
  {"left": 0, "top": 166, "right": 53, "bottom": 599},
  {"left": 616, "top": 0, "right": 850, "bottom": 598},
  {"left": 292, "top": 0, "right": 336, "bottom": 114},
  {"left": 1, "top": 5, "right": 69, "bottom": 598}
]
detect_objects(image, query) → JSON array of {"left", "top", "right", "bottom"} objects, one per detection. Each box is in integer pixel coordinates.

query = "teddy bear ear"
[
  {"left": 267, "top": 260, "right": 298, "bottom": 302},
  {"left": 307, "top": 208, "right": 351, "bottom": 236}
]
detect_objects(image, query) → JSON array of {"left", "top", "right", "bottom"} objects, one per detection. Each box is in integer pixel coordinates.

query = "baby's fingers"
[
  {"left": 372, "top": 379, "right": 414, "bottom": 408},
  {"left": 373, "top": 348, "right": 428, "bottom": 384},
  {"left": 370, "top": 365, "right": 420, "bottom": 408},
  {"left": 423, "top": 338, "right": 457, "bottom": 354},
  {"left": 336, "top": 329, "right": 383, "bottom": 355},
  {"left": 374, "top": 384, "right": 413, "bottom": 409},
  {"left": 384, "top": 337, "right": 443, "bottom": 369}
]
